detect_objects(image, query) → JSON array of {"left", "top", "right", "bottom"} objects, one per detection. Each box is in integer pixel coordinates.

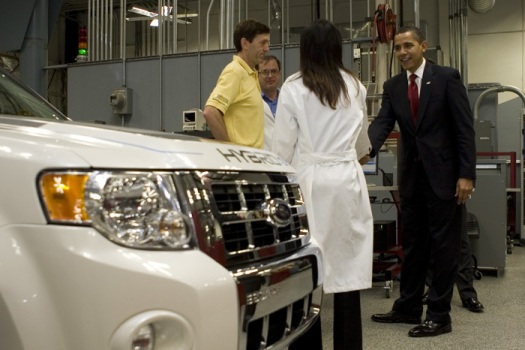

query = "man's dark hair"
[
  {"left": 396, "top": 26, "right": 426, "bottom": 43},
  {"left": 233, "top": 19, "right": 270, "bottom": 52},
  {"left": 255, "top": 55, "right": 281, "bottom": 71}
]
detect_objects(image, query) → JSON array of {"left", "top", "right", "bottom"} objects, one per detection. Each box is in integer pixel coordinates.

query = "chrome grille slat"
[
  {"left": 244, "top": 294, "right": 313, "bottom": 350},
  {"left": 208, "top": 173, "right": 308, "bottom": 265}
]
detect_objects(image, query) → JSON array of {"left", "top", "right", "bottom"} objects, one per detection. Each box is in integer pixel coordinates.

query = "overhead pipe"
[
  {"left": 325, "top": 0, "right": 333, "bottom": 21},
  {"left": 448, "top": 0, "right": 468, "bottom": 87},
  {"left": 285, "top": 0, "right": 290, "bottom": 44},
  {"left": 413, "top": 0, "right": 420, "bottom": 28},
  {"left": 473, "top": 86, "right": 525, "bottom": 121},
  {"left": 454, "top": 0, "right": 461, "bottom": 70},
  {"left": 451, "top": 0, "right": 457, "bottom": 69},
  {"left": 460, "top": 0, "right": 468, "bottom": 86},
  {"left": 449, "top": 0, "right": 468, "bottom": 86},
  {"left": 197, "top": 0, "right": 202, "bottom": 105},
  {"left": 219, "top": 0, "right": 225, "bottom": 48},
  {"left": 109, "top": 0, "right": 113, "bottom": 58},
  {"left": 173, "top": 0, "right": 178, "bottom": 54},
  {"left": 158, "top": 0, "right": 164, "bottom": 55},
  {"left": 88, "top": 0, "right": 92, "bottom": 60},
  {"left": 280, "top": 0, "right": 285, "bottom": 70},
  {"left": 206, "top": 0, "right": 216, "bottom": 50},
  {"left": 158, "top": 0, "right": 164, "bottom": 130},
  {"left": 105, "top": 0, "right": 112, "bottom": 60},
  {"left": 225, "top": 0, "right": 234, "bottom": 49},
  {"left": 448, "top": 0, "right": 455, "bottom": 68},
  {"left": 398, "top": 0, "right": 404, "bottom": 26},
  {"left": 120, "top": 0, "right": 126, "bottom": 86},
  {"left": 97, "top": 0, "right": 100, "bottom": 60}
]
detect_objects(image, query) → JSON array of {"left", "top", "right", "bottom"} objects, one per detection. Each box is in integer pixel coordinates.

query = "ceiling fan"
[{"left": 127, "top": 5, "right": 198, "bottom": 25}]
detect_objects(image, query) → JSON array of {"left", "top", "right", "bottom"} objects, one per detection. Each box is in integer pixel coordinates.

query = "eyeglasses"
[{"left": 259, "top": 69, "right": 280, "bottom": 77}]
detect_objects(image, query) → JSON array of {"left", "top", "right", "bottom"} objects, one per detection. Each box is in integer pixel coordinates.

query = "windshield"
[{"left": 0, "top": 69, "right": 69, "bottom": 120}]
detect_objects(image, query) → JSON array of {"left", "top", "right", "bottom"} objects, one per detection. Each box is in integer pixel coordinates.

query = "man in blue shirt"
[{"left": 256, "top": 55, "right": 281, "bottom": 149}]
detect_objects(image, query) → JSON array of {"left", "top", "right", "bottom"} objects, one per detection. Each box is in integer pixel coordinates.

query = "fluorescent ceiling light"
[
  {"left": 177, "top": 13, "right": 198, "bottom": 18},
  {"left": 149, "top": 17, "right": 192, "bottom": 26}
]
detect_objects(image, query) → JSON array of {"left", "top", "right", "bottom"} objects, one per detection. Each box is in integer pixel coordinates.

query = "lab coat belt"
[{"left": 299, "top": 149, "right": 357, "bottom": 166}]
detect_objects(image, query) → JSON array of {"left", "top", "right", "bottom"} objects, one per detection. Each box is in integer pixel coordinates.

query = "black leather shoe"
[
  {"left": 371, "top": 310, "right": 421, "bottom": 324},
  {"left": 462, "top": 297, "right": 484, "bottom": 312},
  {"left": 408, "top": 320, "right": 452, "bottom": 337}
]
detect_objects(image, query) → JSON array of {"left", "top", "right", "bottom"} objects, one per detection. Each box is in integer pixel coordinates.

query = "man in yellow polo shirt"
[{"left": 203, "top": 19, "right": 270, "bottom": 149}]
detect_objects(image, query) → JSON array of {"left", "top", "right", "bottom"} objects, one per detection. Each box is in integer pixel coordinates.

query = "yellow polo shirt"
[{"left": 206, "top": 55, "right": 264, "bottom": 149}]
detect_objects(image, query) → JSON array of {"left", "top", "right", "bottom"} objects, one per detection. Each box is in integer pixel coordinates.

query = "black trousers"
[
  {"left": 393, "top": 162, "right": 463, "bottom": 323},
  {"left": 289, "top": 290, "right": 363, "bottom": 350},
  {"left": 426, "top": 205, "right": 478, "bottom": 300}
]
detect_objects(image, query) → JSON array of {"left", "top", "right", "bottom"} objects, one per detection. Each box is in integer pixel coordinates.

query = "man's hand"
[
  {"left": 455, "top": 178, "right": 474, "bottom": 204},
  {"left": 359, "top": 154, "right": 370, "bottom": 166}
]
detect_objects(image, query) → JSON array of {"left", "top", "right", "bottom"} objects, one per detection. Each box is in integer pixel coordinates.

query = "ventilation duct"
[{"left": 468, "top": 0, "right": 496, "bottom": 14}]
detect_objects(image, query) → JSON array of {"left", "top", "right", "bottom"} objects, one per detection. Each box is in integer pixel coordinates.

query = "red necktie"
[{"left": 408, "top": 73, "right": 419, "bottom": 123}]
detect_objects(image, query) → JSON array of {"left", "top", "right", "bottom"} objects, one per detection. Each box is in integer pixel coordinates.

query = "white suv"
[{"left": 0, "top": 68, "right": 323, "bottom": 350}]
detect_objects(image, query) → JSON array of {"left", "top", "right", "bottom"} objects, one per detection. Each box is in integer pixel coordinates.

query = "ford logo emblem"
[{"left": 262, "top": 199, "right": 293, "bottom": 227}]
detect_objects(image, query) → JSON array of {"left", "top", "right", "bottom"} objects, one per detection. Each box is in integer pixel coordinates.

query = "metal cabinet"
[{"left": 468, "top": 159, "right": 507, "bottom": 276}]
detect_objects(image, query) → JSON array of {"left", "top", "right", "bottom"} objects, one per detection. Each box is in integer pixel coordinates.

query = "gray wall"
[{"left": 67, "top": 42, "right": 355, "bottom": 132}]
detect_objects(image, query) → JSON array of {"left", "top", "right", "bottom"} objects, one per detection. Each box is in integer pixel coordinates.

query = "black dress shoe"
[
  {"left": 371, "top": 310, "right": 421, "bottom": 324},
  {"left": 408, "top": 320, "right": 452, "bottom": 337},
  {"left": 462, "top": 297, "right": 484, "bottom": 312}
]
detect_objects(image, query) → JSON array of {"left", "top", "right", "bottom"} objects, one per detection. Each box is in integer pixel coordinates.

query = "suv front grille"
[
  {"left": 174, "top": 171, "right": 309, "bottom": 266},
  {"left": 173, "top": 171, "right": 322, "bottom": 350},
  {"left": 211, "top": 176, "right": 308, "bottom": 263}
]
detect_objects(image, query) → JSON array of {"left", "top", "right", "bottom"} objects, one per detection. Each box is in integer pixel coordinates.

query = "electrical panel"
[{"left": 110, "top": 88, "right": 133, "bottom": 115}]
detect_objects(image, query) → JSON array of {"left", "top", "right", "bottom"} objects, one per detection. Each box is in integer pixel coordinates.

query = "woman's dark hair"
[{"left": 299, "top": 19, "right": 358, "bottom": 109}]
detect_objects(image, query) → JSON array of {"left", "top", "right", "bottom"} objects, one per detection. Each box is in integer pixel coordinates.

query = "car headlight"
[{"left": 39, "top": 171, "right": 193, "bottom": 250}]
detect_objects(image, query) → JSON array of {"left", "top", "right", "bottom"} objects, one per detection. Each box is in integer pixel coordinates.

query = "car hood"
[{"left": 0, "top": 116, "right": 294, "bottom": 173}]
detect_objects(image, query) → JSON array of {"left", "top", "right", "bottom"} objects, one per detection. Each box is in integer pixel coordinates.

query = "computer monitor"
[
  {"left": 182, "top": 109, "right": 207, "bottom": 131},
  {"left": 363, "top": 154, "right": 379, "bottom": 175}
]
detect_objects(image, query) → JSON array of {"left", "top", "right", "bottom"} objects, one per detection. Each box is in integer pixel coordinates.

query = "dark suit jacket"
[{"left": 368, "top": 62, "right": 476, "bottom": 200}]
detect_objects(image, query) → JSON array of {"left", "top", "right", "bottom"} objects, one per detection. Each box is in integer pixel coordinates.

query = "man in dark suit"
[{"left": 368, "top": 26, "right": 476, "bottom": 337}]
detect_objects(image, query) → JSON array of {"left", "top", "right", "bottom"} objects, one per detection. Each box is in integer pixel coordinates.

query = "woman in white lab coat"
[{"left": 272, "top": 19, "right": 373, "bottom": 350}]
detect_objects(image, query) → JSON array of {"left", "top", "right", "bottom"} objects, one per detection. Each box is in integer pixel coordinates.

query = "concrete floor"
[{"left": 318, "top": 243, "right": 525, "bottom": 350}]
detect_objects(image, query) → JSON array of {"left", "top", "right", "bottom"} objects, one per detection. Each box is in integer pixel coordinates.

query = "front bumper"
[
  {"left": 234, "top": 242, "right": 323, "bottom": 350},
  {"left": 0, "top": 224, "right": 323, "bottom": 350}
]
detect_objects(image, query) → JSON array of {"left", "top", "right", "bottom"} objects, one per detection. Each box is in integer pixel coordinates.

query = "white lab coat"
[
  {"left": 263, "top": 101, "right": 274, "bottom": 150},
  {"left": 271, "top": 71, "right": 373, "bottom": 293}
]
